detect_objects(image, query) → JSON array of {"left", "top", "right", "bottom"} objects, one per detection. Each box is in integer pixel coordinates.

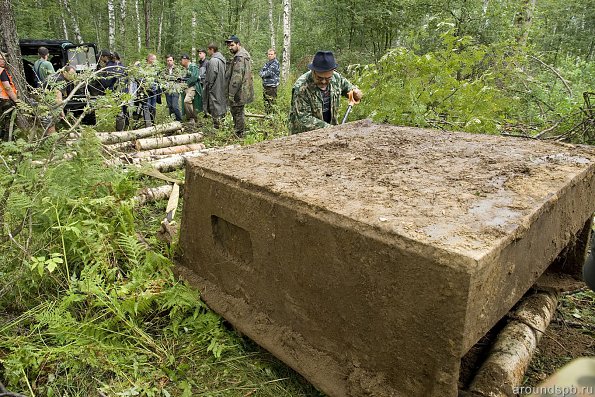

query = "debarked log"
[
  {"left": 467, "top": 290, "right": 559, "bottom": 397},
  {"left": 132, "top": 143, "right": 206, "bottom": 158},
  {"left": 133, "top": 184, "right": 173, "bottom": 205},
  {"left": 96, "top": 121, "right": 183, "bottom": 144},
  {"left": 150, "top": 145, "right": 240, "bottom": 172},
  {"left": 135, "top": 132, "right": 204, "bottom": 151}
]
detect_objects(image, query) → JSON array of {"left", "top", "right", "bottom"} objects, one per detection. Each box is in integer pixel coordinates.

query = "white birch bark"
[
  {"left": 281, "top": 0, "right": 291, "bottom": 81},
  {"left": 191, "top": 12, "right": 197, "bottom": 63},
  {"left": 515, "top": 0, "right": 537, "bottom": 46},
  {"left": 135, "top": 0, "right": 141, "bottom": 51},
  {"left": 63, "top": 0, "right": 83, "bottom": 42},
  {"left": 57, "top": 0, "right": 69, "bottom": 40},
  {"left": 133, "top": 143, "right": 206, "bottom": 158},
  {"left": 268, "top": 0, "right": 275, "bottom": 49},
  {"left": 135, "top": 132, "right": 204, "bottom": 150},
  {"left": 468, "top": 290, "right": 558, "bottom": 397},
  {"left": 107, "top": 0, "right": 116, "bottom": 49},
  {"left": 157, "top": 3, "right": 164, "bottom": 54},
  {"left": 119, "top": 0, "right": 127, "bottom": 50},
  {"left": 96, "top": 121, "right": 183, "bottom": 144}
]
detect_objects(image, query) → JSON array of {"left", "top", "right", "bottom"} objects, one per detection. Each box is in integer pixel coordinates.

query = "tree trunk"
[
  {"left": 134, "top": 184, "right": 173, "bottom": 205},
  {"left": 119, "top": 0, "right": 127, "bottom": 53},
  {"left": 57, "top": 0, "right": 70, "bottom": 40},
  {"left": 150, "top": 145, "right": 240, "bottom": 172},
  {"left": 135, "top": 0, "right": 142, "bottom": 52},
  {"left": 143, "top": 0, "right": 151, "bottom": 49},
  {"left": 63, "top": 0, "right": 83, "bottom": 42},
  {"left": 0, "top": 0, "right": 27, "bottom": 100},
  {"left": 268, "top": 0, "right": 275, "bottom": 49},
  {"left": 191, "top": 12, "right": 197, "bottom": 62},
  {"left": 281, "top": 0, "right": 291, "bottom": 81},
  {"left": 107, "top": 0, "right": 116, "bottom": 49},
  {"left": 157, "top": 0, "right": 164, "bottom": 54},
  {"left": 515, "top": 0, "right": 537, "bottom": 46},
  {"left": 135, "top": 132, "right": 204, "bottom": 150},
  {"left": 468, "top": 290, "right": 558, "bottom": 397},
  {"left": 133, "top": 143, "right": 206, "bottom": 158},
  {"left": 96, "top": 121, "right": 183, "bottom": 144}
]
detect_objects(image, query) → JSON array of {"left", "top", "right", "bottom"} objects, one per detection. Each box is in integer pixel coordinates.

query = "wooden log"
[
  {"left": 135, "top": 132, "right": 204, "bottom": 151},
  {"left": 104, "top": 141, "right": 136, "bottom": 152},
  {"left": 96, "top": 121, "right": 183, "bottom": 144},
  {"left": 150, "top": 145, "right": 240, "bottom": 172},
  {"left": 133, "top": 184, "right": 173, "bottom": 205},
  {"left": 467, "top": 290, "right": 559, "bottom": 397},
  {"left": 132, "top": 143, "right": 206, "bottom": 158}
]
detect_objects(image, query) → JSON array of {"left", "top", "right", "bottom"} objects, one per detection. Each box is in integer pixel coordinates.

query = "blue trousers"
[{"left": 165, "top": 93, "right": 182, "bottom": 122}]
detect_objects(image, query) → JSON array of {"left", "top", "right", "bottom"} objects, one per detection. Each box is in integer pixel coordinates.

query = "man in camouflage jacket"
[
  {"left": 225, "top": 35, "right": 254, "bottom": 137},
  {"left": 289, "top": 51, "right": 362, "bottom": 134}
]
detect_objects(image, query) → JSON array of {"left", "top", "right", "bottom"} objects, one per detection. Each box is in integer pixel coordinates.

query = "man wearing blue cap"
[{"left": 289, "top": 50, "right": 362, "bottom": 134}]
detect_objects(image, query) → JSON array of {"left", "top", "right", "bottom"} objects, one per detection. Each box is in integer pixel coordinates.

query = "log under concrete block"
[{"left": 178, "top": 121, "right": 595, "bottom": 397}]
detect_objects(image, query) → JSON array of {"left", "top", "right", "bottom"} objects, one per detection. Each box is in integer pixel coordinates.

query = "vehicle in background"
[{"left": 19, "top": 39, "right": 100, "bottom": 125}]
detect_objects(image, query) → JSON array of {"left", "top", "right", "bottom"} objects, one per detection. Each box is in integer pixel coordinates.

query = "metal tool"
[{"left": 341, "top": 90, "right": 360, "bottom": 124}]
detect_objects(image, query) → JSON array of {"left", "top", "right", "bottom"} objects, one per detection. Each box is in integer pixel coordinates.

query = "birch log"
[
  {"left": 150, "top": 145, "right": 240, "bottom": 172},
  {"left": 104, "top": 141, "right": 136, "bottom": 152},
  {"left": 133, "top": 143, "right": 206, "bottom": 158},
  {"left": 135, "top": 132, "right": 203, "bottom": 150},
  {"left": 467, "top": 290, "right": 559, "bottom": 397},
  {"left": 133, "top": 184, "right": 172, "bottom": 205},
  {"left": 96, "top": 121, "right": 183, "bottom": 144}
]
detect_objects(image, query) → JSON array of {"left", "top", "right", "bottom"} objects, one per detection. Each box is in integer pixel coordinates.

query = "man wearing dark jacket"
[
  {"left": 259, "top": 49, "right": 280, "bottom": 114},
  {"left": 225, "top": 35, "right": 254, "bottom": 137},
  {"left": 203, "top": 43, "right": 227, "bottom": 128}
]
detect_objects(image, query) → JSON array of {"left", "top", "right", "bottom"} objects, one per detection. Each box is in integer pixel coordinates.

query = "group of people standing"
[{"left": 1, "top": 35, "right": 363, "bottom": 140}]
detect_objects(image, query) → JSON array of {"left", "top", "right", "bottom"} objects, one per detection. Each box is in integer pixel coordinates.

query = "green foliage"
[
  {"left": 350, "top": 27, "right": 514, "bottom": 133},
  {"left": 0, "top": 128, "right": 320, "bottom": 396},
  {"left": 349, "top": 26, "right": 594, "bottom": 139}
]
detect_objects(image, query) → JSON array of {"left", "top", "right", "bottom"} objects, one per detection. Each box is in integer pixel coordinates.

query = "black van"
[{"left": 19, "top": 39, "right": 100, "bottom": 124}]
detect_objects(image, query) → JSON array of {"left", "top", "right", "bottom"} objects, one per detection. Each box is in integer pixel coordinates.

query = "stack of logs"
[{"left": 69, "top": 122, "right": 239, "bottom": 203}]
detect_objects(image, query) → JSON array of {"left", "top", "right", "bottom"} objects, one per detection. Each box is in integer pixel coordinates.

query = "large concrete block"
[{"left": 178, "top": 122, "right": 595, "bottom": 397}]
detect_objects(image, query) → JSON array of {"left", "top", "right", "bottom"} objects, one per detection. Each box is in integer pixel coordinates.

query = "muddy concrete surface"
[{"left": 178, "top": 121, "right": 595, "bottom": 397}]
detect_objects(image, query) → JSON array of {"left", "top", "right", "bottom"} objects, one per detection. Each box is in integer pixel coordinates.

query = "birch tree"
[
  {"left": 62, "top": 0, "right": 83, "bottom": 42},
  {"left": 107, "top": 0, "right": 116, "bottom": 49},
  {"left": 135, "top": 0, "right": 142, "bottom": 51},
  {"left": 119, "top": 0, "right": 127, "bottom": 52},
  {"left": 281, "top": 0, "right": 291, "bottom": 81},
  {"left": 191, "top": 12, "right": 197, "bottom": 62},
  {"left": 58, "top": 0, "right": 70, "bottom": 40},
  {"left": 515, "top": 0, "right": 537, "bottom": 46},
  {"left": 157, "top": 0, "right": 164, "bottom": 54},
  {"left": 268, "top": 0, "right": 275, "bottom": 49}
]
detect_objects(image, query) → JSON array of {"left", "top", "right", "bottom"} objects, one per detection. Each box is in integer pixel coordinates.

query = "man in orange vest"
[{"left": 0, "top": 52, "right": 18, "bottom": 141}]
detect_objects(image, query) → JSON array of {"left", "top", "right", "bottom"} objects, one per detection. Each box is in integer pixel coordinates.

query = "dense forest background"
[{"left": 13, "top": 0, "right": 595, "bottom": 67}]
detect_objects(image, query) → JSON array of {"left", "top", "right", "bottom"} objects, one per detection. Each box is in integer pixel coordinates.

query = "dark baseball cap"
[
  {"left": 225, "top": 35, "right": 240, "bottom": 43},
  {"left": 180, "top": 53, "right": 190, "bottom": 60}
]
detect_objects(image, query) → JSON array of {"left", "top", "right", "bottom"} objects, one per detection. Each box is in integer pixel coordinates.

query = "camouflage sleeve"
[
  {"left": 228, "top": 57, "right": 246, "bottom": 103},
  {"left": 290, "top": 87, "right": 329, "bottom": 134}
]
